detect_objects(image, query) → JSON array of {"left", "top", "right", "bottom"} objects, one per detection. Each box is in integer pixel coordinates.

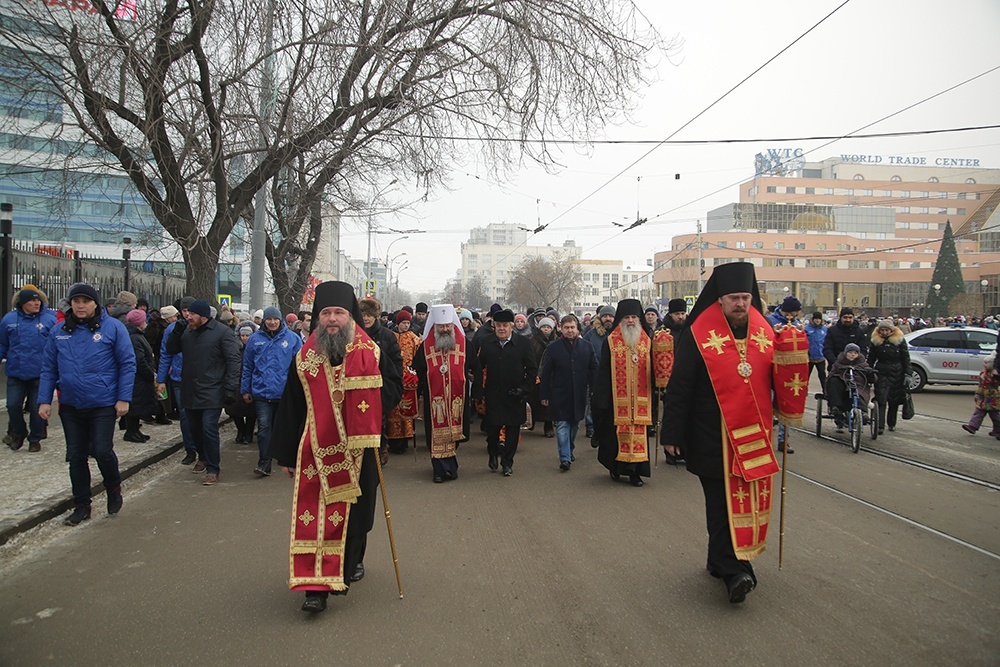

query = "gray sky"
[{"left": 339, "top": 0, "right": 1000, "bottom": 294}]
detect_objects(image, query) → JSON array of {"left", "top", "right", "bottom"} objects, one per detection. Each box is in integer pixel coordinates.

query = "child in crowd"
[{"left": 962, "top": 353, "right": 1000, "bottom": 438}]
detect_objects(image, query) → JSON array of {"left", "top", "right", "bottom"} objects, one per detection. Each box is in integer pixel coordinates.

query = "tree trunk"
[{"left": 183, "top": 240, "right": 222, "bottom": 301}]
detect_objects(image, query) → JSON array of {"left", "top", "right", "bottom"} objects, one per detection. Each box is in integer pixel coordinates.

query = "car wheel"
[{"left": 906, "top": 367, "right": 927, "bottom": 393}]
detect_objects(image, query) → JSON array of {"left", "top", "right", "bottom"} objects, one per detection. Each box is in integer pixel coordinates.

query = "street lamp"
[
  {"left": 933, "top": 283, "right": 941, "bottom": 297},
  {"left": 365, "top": 178, "right": 399, "bottom": 282},
  {"left": 122, "top": 237, "right": 132, "bottom": 292},
  {"left": 387, "top": 252, "right": 407, "bottom": 308},
  {"left": 981, "top": 279, "right": 989, "bottom": 316}
]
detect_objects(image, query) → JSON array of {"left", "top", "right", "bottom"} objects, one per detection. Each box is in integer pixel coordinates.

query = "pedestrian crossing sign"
[
  {"left": 218, "top": 294, "right": 232, "bottom": 307},
  {"left": 364, "top": 279, "right": 377, "bottom": 293}
]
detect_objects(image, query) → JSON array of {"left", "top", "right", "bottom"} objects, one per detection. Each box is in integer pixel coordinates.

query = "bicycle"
[{"left": 815, "top": 366, "right": 877, "bottom": 453}]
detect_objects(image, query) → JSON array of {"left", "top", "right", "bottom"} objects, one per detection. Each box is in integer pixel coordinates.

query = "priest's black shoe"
[
  {"left": 726, "top": 573, "right": 756, "bottom": 604},
  {"left": 502, "top": 466, "right": 512, "bottom": 477},
  {"left": 351, "top": 562, "right": 365, "bottom": 582},
  {"left": 301, "top": 592, "right": 328, "bottom": 613},
  {"left": 155, "top": 415, "right": 173, "bottom": 425},
  {"left": 433, "top": 475, "right": 444, "bottom": 483},
  {"left": 123, "top": 431, "right": 146, "bottom": 443},
  {"left": 488, "top": 455, "right": 498, "bottom": 472},
  {"left": 629, "top": 475, "right": 643, "bottom": 487}
]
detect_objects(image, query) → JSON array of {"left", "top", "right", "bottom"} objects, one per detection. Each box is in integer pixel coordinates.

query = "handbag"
[{"left": 902, "top": 392, "right": 915, "bottom": 420}]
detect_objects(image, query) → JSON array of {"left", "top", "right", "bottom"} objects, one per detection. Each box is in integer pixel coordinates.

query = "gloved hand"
[
  {"left": 224, "top": 391, "right": 239, "bottom": 407},
  {"left": 508, "top": 387, "right": 527, "bottom": 399}
]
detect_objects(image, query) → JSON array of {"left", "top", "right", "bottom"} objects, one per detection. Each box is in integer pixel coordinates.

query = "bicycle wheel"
[
  {"left": 869, "top": 405, "right": 878, "bottom": 440},
  {"left": 815, "top": 396, "right": 824, "bottom": 437},
  {"left": 851, "top": 408, "right": 863, "bottom": 453}
]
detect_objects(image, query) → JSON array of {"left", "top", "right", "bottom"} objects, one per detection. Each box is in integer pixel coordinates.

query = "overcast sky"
[{"left": 338, "top": 0, "right": 1000, "bottom": 294}]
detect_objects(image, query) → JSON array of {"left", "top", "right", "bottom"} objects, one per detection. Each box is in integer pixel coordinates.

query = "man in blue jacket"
[
  {"left": 38, "top": 283, "right": 136, "bottom": 526},
  {"left": 157, "top": 296, "right": 196, "bottom": 465},
  {"left": 804, "top": 312, "right": 829, "bottom": 384},
  {"left": 0, "top": 286, "right": 57, "bottom": 452},
  {"left": 539, "top": 315, "right": 597, "bottom": 470},
  {"left": 241, "top": 306, "right": 302, "bottom": 477}
]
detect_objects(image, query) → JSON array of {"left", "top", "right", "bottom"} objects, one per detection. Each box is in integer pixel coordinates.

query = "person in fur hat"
[{"left": 866, "top": 319, "right": 911, "bottom": 434}]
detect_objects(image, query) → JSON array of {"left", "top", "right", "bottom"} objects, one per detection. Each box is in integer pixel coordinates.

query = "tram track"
[{"left": 791, "top": 424, "right": 1000, "bottom": 492}]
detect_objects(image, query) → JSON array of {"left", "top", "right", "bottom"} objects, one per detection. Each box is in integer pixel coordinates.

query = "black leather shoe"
[
  {"left": 559, "top": 461, "right": 571, "bottom": 471},
  {"left": 107, "top": 488, "right": 123, "bottom": 515},
  {"left": 64, "top": 506, "right": 91, "bottom": 526},
  {"left": 726, "top": 573, "right": 756, "bottom": 604},
  {"left": 609, "top": 470, "right": 620, "bottom": 481},
  {"left": 502, "top": 466, "right": 512, "bottom": 477},
  {"left": 488, "top": 455, "right": 498, "bottom": 472},
  {"left": 585, "top": 429, "right": 594, "bottom": 439},
  {"left": 301, "top": 592, "right": 328, "bottom": 612},
  {"left": 350, "top": 562, "right": 365, "bottom": 582},
  {"left": 180, "top": 451, "right": 197, "bottom": 465},
  {"left": 629, "top": 475, "right": 644, "bottom": 487},
  {"left": 123, "top": 432, "right": 145, "bottom": 443},
  {"left": 433, "top": 475, "right": 444, "bottom": 483},
  {"left": 155, "top": 415, "right": 173, "bottom": 425}
]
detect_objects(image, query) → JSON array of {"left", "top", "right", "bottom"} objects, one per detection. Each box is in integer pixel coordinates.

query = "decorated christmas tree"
[{"left": 925, "top": 220, "right": 964, "bottom": 320}]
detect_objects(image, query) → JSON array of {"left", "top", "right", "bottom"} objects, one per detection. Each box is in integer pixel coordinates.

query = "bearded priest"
[
  {"left": 269, "top": 281, "right": 399, "bottom": 614},
  {"left": 592, "top": 299, "right": 655, "bottom": 487}
]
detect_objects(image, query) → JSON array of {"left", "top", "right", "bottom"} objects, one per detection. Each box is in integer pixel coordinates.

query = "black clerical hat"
[
  {"left": 686, "top": 262, "right": 763, "bottom": 326},
  {"left": 311, "top": 281, "right": 363, "bottom": 331}
]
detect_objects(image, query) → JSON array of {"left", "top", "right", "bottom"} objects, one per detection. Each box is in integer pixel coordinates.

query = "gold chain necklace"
[{"left": 734, "top": 338, "right": 752, "bottom": 383}]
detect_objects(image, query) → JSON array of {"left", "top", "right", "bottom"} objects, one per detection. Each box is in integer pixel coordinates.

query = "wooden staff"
[
  {"left": 778, "top": 427, "right": 789, "bottom": 570},
  {"left": 373, "top": 451, "right": 403, "bottom": 599}
]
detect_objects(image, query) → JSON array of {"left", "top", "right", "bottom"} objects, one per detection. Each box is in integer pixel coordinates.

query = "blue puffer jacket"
[
  {"left": 241, "top": 324, "right": 302, "bottom": 400},
  {"left": 805, "top": 321, "right": 828, "bottom": 362},
  {"left": 39, "top": 310, "right": 136, "bottom": 408},
  {"left": 157, "top": 320, "right": 183, "bottom": 384},
  {"left": 0, "top": 306, "right": 58, "bottom": 379}
]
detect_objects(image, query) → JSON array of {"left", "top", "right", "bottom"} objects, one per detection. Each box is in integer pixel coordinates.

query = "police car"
[{"left": 904, "top": 326, "right": 997, "bottom": 391}]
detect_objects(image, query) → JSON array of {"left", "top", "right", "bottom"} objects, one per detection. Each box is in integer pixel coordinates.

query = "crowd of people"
[{"left": 5, "top": 268, "right": 995, "bottom": 614}]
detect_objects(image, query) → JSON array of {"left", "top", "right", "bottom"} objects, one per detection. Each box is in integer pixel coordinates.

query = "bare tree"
[
  {"left": 0, "top": 0, "right": 671, "bottom": 298},
  {"left": 506, "top": 255, "right": 582, "bottom": 312},
  {"left": 464, "top": 274, "right": 490, "bottom": 311}
]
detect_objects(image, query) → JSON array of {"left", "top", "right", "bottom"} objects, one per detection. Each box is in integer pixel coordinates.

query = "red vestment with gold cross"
[
  {"left": 689, "top": 304, "right": 784, "bottom": 560},
  {"left": 424, "top": 335, "right": 466, "bottom": 458},
  {"left": 387, "top": 330, "right": 421, "bottom": 438},
  {"left": 287, "top": 326, "right": 383, "bottom": 592},
  {"left": 607, "top": 326, "right": 653, "bottom": 463}
]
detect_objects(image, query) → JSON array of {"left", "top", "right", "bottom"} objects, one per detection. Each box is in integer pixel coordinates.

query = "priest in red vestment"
[
  {"left": 593, "top": 299, "right": 655, "bottom": 487},
  {"left": 412, "top": 304, "right": 470, "bottom": 483},
  {"left": 661, "top": 262, "right": 807, "bottom": 604},
  {"left": 270, "top": 281, "right": 399, "bottom": 613}
]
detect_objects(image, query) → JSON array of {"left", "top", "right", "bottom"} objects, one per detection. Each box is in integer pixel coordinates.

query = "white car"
[{"left": 904, "top": 326, "right": 997, "bottom": 391}]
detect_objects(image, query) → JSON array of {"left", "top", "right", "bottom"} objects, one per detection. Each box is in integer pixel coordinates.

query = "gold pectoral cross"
[{"left": 297, "top": 349, "right": 328, "bottom": 377}]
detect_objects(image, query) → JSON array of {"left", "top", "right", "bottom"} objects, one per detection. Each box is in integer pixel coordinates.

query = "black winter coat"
[
  {"left": 538, "top": 336, "right": 596, "bottom": 422},
  {"left": 472, "top": 333, "right": 536, "bottom": 428},
  {"left": 823, "top": 320, "right": 869, "bottom": 366},
  {"left": 867, "top": 327, "right": 911, "bottom": 404},
  {"left": 165, "top": 318, "right": 242, "bottom": 409},
  {"left": 528, "top": 328, "right": 555, "bottom": 423},
  {"left": 662, "top": 324, "right": 753, "bottom": 479},
  {"left": 363, "top": 321, "right": 405, "bottom": 419},
  {"left": 127, "top": 325, "right": 158, "bottom": 417}
]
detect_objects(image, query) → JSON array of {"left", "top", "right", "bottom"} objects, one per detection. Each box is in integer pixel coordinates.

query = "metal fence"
[{"left": 3, "top": 242, "right": 188, "bottom": 310}]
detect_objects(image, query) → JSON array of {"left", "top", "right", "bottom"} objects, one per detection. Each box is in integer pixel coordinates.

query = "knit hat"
[
  {"left": 68, "top": 283, "right": 100, "bottom": 303},
  {"left": 116, "top": 290, "right": 138, "bottom": 309},
  {"left": 187, "top": 299, "right": 211, "bottom": 319},
  {"left": 877, "top": 318, "right": 894, "bottom": 330},
  {"left": 395, "top": 310, "right": 412, "bottom": 324},
  {"left": 219, "top": 310, "right": 234, "bottom": 323},
  {"left": 262, "top": 306, "right": 282, "bottom": 321},
  {"left": 285, "top": 313, "right": 298, "bottom": 324},
  {"left": 644, "top": 305, "right": 659, "bottom": 315},
  {"left": 597, "top": 305, "right": 615, "bottom": 318},
  {"left": 458, "top": 309, "right": 473, "bottom": 322},
  {"left": 845, "top": 343, "right": 861, "bottom": 354},
  {"left": 839, "top": 307, "right": 854, "bottom": 317},
  {"left": 253, "top": 309, "right": 264, "bottom": 320},
  {"left": 237, "top": 322, "right": 256, "bottom": 337},
  {"left": 811, "top": 312, "right": 823, "bottom": 320},
  {"left": 781, "top": 296, "right": 802, "bottom": 313},
  {"left": 16, "top": 288, "right": 42, "bottom": 307},
  {"left": 126, "top": 309, "right": 146, "bottom": 327},
  {"left": 538, "top": 317, "right": 555, "bottom": 329},
  {"left": 514, "top": 314, "right": 527, "bottom": 325},
  {"left": 179, "top": 296, "right": 196, "bottom": 311},
  {"left": 160, "top": 305, "right": 179, "bottom": 319},
  {"left": 489, "top": 303, "right": 503, "bottom": 315}
]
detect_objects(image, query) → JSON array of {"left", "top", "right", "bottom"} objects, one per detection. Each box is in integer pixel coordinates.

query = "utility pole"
[
  {"left": 696, "top": 219, "right": 703, "bottom": 293},
  {"left": 250, "top": 0, "right": 276, "bottom": 310}
]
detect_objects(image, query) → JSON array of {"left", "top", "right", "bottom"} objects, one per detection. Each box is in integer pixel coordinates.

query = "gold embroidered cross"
[
  {"left": 701, "top": 329, "right": 731, "bottom": 355},
  {"left": 298, "top": 510, "right": 316, "bottom": 526},
  {"left": 784, "top": 372, "right": 808, "bottom": 397},
  {"left": 732, "top": 487, "right": 749, "bottom": 512},
  {"left": 751, "top": 327, "right": 773, "bottom": 353},
  {"left": 357, "top": 400, "right": 370, "bottom": 413},
  {"left": 328, "top": 510, "right": 344, "bottom": 527},
  {"left": 759, "top": 485, "right": 771, "bottom": 502},
  {"left": 297, "top": 349, "right": 327, "bottom": 377},
  {"left": 302, "top": 464, "right": 318, "bottom": 480}
]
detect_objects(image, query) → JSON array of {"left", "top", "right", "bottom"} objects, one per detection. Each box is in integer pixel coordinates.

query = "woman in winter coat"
[
  {"left": 528, "top": 316, "right": 557, "bottom": 437},
  {"left": 866, "top": 318, "right": 911, "bottom": 434},
  {"left": 124, "top": 309, "right": 159, "bottom": 442}
]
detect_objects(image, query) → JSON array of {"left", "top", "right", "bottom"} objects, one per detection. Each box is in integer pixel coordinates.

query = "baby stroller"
[{"left": 815, "top": 366, "right": 877, "bottom": 453}]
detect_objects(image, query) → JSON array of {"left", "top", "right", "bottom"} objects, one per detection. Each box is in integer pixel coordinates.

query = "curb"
[{"left": 0, "top": 437, "right": 185, "bottom": 546}]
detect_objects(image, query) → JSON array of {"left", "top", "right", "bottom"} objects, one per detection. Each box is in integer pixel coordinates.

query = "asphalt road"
[{"left": 1, "top": 411, "right": 997, "bottom": 666}]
